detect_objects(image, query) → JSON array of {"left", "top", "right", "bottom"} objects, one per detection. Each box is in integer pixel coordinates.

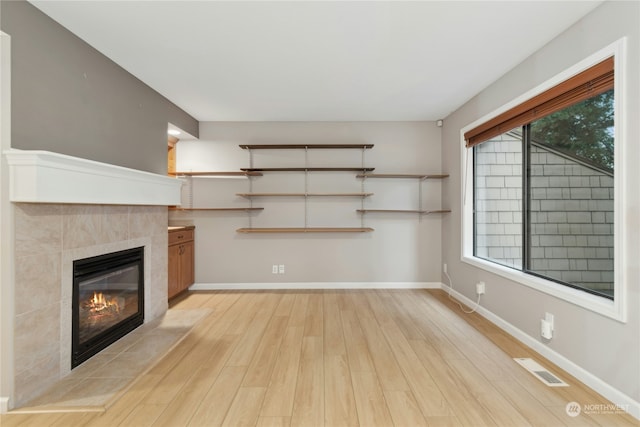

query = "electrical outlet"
[
  {"left": 278, "top": 264, "right": 285, "bottom": 274},
  {"left": 272, "top": 265, "right": 278, "bottom": 274},
  {"left": 443, "top": 263, "right": 447, "bottom": 274},
  {"left": 541, "top": 319, "right": 553, "bottom": 339},
  {"left": 545, "top": 312, "right": 554, "bottom": 332},
  {"left": 476, "top": 281, "right": 485, "bottom": 295}
]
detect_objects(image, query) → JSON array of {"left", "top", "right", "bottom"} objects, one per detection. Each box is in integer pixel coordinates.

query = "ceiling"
[{"left": 30, "top": 1, "right": 602, "bottom": 122}]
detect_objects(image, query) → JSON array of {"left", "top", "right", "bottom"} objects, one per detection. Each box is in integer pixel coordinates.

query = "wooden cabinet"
[{"left": 168, "top": 226, "right": 195, "bottom": 299}]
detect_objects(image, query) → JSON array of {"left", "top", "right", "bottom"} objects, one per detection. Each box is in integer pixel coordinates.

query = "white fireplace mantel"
[{"left": 4, "top": 149, "right": 182, "bottom": 205}]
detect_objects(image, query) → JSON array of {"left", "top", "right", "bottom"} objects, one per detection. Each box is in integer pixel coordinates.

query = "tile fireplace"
[
  {"left": 12, "top": 203, "right": 169, "bottom": 407},
  {"left": 4, "top": 150, "right": 182, "bottom": 409}
]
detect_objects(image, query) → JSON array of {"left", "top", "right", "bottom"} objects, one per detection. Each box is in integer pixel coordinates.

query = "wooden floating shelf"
[
  {"left": 357, "top": 209, "right": 451, "bottom": 214},
  {"left": 171, "top": 171, "right": 263, "bottom": 177},
  {"left": 237, "top": 227, "right": 375, "bottom": 233},
  {"left": 356, "top": 173, "right": 449, "bottom": 179},
  {"left": 170, "top": 207, "right": 264, "bottom": 212},
  {"left": 239, "top": 144, "right": 374, "bottom": 150},
  {"left": 237, "top": 193, "right": 373, "bottom": 198},
  {"left": 241, "top": 167, "right": 375, "bottom": 172}
]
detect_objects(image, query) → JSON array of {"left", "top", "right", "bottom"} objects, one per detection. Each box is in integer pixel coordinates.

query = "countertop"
[{"left": 168, "top": 225, "right": 195, "bottom": 231}]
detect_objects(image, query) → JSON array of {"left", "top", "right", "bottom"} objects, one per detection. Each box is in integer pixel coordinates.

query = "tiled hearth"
[
  {"left": 14, "top": 307, "right": 210, "bottom": 412},
  {"left": 13, "top": 203, "right": 169, "bottom": 407}
]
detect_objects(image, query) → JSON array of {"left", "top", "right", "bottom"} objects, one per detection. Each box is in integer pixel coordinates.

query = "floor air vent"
[{"left": 514, "top": 358, "right": 568, "bottom": 387}]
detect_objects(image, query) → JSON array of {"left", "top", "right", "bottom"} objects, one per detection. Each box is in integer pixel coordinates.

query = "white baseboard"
[
  {"left": 189, "top": 282, "right": 440, "bottom": 291},
  {"left": 0, "top": 396, "right": 9, "bottom": 414},
  {"left": 444, "top": 284, "right": 640, "bottom": 421}
]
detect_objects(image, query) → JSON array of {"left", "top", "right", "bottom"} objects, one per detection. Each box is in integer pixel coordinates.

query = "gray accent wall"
[
  {"left": 442, "top": 1, "right": 639, "bottom": 404},
  {"left": 0, "top": 0, "right": 198, "bottom": 174}
]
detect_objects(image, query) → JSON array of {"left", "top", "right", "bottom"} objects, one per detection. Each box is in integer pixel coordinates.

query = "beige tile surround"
[{"left": 13, "top": 204, "right": 169, "bottom": 407}]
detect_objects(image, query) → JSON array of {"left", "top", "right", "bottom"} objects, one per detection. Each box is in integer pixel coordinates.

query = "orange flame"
[{"left": 89, "top": 292, "right": 119, "bottom": 313}]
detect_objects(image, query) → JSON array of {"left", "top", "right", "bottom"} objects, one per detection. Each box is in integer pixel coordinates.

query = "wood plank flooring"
[{"left": 2, "top": 289, "right": 637, "bottom": 427}]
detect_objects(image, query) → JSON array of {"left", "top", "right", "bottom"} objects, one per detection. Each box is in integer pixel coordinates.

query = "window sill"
[{"left": 461, "top": 255, "right": 625, "bottom": 322}]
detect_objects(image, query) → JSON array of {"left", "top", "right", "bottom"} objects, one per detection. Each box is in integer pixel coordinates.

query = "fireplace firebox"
[{"left": 72, "top": 247, "right": 144, "bottom": 368}]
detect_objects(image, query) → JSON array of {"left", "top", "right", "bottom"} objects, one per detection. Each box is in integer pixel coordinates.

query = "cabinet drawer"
[{"left": 169, "top": 229, "right": 194, "bottom": 245}]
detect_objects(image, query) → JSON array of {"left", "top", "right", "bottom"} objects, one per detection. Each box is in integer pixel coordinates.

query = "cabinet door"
[
  {"left": 168, "top": 244, "right": 181, "bottom": 299},
  {"left": 180, "top": 241, "right": 195, "bottom": 292}
]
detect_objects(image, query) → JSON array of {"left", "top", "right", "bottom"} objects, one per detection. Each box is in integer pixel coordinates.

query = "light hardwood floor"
[{"left": 2, "top": 289, "right": 637, "bottom": 426}]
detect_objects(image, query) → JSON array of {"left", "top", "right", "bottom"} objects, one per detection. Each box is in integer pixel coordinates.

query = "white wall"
[
  {"left": 170, "top": 121, "right": 445, "bottom": 285},
  {"left": 442, "top": 0, "right": 639, "bottom": 412}
]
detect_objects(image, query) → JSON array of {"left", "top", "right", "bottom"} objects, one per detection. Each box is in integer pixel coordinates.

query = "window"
[
  {"left": 464, "top": 56, "right": 620, "bottom": 307},
  {"left": 474, "top": 128, "right": 523, "bottom": 270}
]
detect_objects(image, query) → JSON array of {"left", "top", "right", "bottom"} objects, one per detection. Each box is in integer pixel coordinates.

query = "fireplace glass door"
[{"left": 72, "top": 247, "right": 144, "bottom": 367}]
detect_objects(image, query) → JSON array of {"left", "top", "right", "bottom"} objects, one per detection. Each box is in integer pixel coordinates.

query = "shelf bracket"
[
  {"left": 418, "top": 178, "right": 423, "bottom": 222},
  {"left": 361, "top": 147, "right": 367, "bottom": 228},
  {"left": 304, "top": 146, "right": 309, "bottom": 228},
  {"left": 248, "top": 148, "right": 254, "bottom": 228}
]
